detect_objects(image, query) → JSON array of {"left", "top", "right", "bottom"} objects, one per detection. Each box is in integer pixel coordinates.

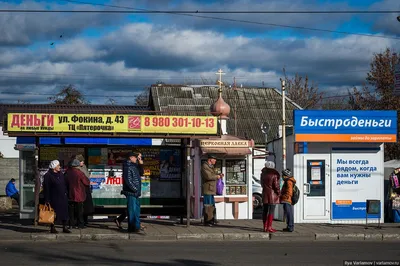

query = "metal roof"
[{"left": 150, "top": 85, "right": 301, "bottom": 145}]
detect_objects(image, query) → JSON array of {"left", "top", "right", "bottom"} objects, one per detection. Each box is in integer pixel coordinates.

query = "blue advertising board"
[{"left": 294, "top": 110, "right": 397, "bottom": 142}]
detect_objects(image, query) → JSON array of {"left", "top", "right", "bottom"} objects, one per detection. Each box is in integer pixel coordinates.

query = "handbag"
[{"left": 38, "top": 203, "right": 55, "bottom": 224}]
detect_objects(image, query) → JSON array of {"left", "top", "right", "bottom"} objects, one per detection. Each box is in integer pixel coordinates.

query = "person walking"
[
  {"left": 65, "top": 159, "right": 90, "bottom": 229},
  {"left": 281, "top": 169, "right": 296, "bottom": 232},
  {"left": 260, "top": 161, "right": 281, "bottom": 233},
  {"left": 75, "top": 154, "right": 94, "bottom": 226},
  {"left": 121, "top": 152, "right": 144, "bottom": 233},
  {"left": 43, "top": 160, "right": 71, "bottom": 234},
  {"left": 5, "top": 178, "right": 19, "bottom": 206},
  {"left": 201, "top": 154, "right": 223, "bottom": 226}
]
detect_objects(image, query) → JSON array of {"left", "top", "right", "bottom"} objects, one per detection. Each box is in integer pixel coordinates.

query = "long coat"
[
  {"left": 261, "top": 167, "right": 281, "bottom": 204},
  {"left": 201, "top": 162, "right": 218, "bottom": 195},
  {"left": 77, "top": 165, "right": 94, "bottom": 215},
  {"left": 43, "top": 170, "right": 69, "bottom": 222},
  {"left": 65, "top": 168, "right": 90, "bottom": 203}
]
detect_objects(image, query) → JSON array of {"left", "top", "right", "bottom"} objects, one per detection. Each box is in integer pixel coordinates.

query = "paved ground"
[
  {"left": 0, "top": 241, "right": 399, "bottom": 265},
  {"left": 0, "top": 210, "right": 399, "bottom": 242}
]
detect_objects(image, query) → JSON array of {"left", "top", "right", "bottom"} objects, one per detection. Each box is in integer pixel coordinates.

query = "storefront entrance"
[{"left": 301, "top": 154, "right": 331, "bottom": 221}]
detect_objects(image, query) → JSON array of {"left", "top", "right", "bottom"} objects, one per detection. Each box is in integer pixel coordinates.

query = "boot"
[
  {"left": 267, "top": 214, "right": 277, "bottom": 233},
  {"left": 63, "top": 226, "right": 72, "bottom": 233},
  {"left": 62, "top": 221, "right": 71, "bottom": 233},
  {"left": 212, "top": 207, "right": 219, "bottom": 225},
  {"left": 50, "top": 224, "right": 58, "bottom": 234},
  {"left": 262, "top": 214, "right": 268, "bottom": 232}
]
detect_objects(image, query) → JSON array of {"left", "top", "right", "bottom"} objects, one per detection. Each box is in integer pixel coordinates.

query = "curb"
[{"left": 2, "top": 232, "right": 399, "bottom": 242}]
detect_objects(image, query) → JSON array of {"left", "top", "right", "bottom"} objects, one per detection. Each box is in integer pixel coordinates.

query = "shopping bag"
[
  {"left": 216, "top": 179, "right": 224, "bottom": 195},
  {"left": 38, "top": 203, "right": 55, "bottom": 224},
  {"left": 203, "top": 204, "right": 215, "bottom": 223}
]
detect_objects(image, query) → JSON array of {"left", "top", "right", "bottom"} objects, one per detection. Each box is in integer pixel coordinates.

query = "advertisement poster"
[
  {"left": 159, "top": 148, "right": 181, "bottom": 180},
  {"left": 331, "top": 152, "right": 381, "bottom": 219},
  {"left": 90, "top": 170, "right": 151, "bottom": 199},
  {"left": 136, "top": 147, "right": 160, "bottom": 178}
]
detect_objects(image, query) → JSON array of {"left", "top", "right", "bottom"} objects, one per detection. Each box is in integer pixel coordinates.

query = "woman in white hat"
[{"left": 43, "top": 160, "right": 71, "bottom": 234}]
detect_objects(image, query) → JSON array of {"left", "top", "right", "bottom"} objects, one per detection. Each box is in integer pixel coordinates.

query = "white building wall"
[{"left": 0, "top": 127, "right": 18, "bottom": 158}]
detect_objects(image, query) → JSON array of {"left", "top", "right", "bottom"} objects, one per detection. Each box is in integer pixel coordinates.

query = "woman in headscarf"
[
  {"left": 75, "top": 154, "right": 93, "bottom": 226},
  {"left": 43, "top": 160, "right": 71, "bottom": 234}
]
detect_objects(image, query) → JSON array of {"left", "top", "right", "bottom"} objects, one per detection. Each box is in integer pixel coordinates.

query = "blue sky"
[{"left": 0, "top": 0, "right": 399, "bottom": 104}]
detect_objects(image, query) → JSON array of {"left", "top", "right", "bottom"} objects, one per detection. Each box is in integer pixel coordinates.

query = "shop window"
[
  {"left": 88, "top": 147, "right": 183, "bottom": 200},
  {"left": 225, "top": 160, "right": 247, "bottom": 195},
  {"left": 39, "top": 147, "right": 84, "bottom": 170}
]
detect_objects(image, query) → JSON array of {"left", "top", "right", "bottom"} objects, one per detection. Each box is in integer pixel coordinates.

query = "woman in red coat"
[{"left": 260, "top": 161, "right": 281, "bottom": 233}]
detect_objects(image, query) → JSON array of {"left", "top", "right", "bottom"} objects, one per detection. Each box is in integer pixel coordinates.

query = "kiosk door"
[{"left": 303, "top": 154, "right": 330, "bottom": 221}]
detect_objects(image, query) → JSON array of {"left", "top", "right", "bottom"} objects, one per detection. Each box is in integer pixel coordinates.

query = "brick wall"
[{"left": 0, "top": 158, "right": 19, "bottom": 195}]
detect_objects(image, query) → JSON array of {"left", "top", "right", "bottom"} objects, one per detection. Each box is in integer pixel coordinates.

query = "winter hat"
[
  {"left": 49, "top": 160, "right": 60, "bottom": 169},
  {"left": 71, "top": 159, "right": 81, "bottom": 167},
  {"left": 265, "top": 161, "right": 275, "bottom": 169},
  {"left": 75, "top": 154, "right": 85, "bottom": 162},
  {"left": 282, "top": 169, "right": 292, "bottom": 177}
]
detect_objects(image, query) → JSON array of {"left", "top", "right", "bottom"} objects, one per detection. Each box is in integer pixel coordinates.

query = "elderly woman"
[
  {"left": 75, "top": 154, "right": 93, "bottom": 226},
  {"left": 65, "top": 159, "right": 90, "bottom": 229},
  {"left": 43, "top": 160, "right": 70, "bottom": 234},
  {"left": 260, "top": 161, "right": 281, "bottom": 233}
]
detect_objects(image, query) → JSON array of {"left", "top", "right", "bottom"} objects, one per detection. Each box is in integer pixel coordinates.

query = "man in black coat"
[{"left": 114, "top": 152, "right": 144, "bottom": 232}]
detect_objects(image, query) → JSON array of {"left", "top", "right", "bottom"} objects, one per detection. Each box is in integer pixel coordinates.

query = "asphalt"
[
  {"left": 1, "top": 210, "right": 400, "bottom": 242},
  {"left": 0, "top": 241, "right": 399, "bottom": 265}
]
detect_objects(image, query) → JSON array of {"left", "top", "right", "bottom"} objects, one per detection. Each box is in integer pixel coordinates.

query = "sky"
[{"left": 0, "top": 0, "right": 399, "bottom": 105}]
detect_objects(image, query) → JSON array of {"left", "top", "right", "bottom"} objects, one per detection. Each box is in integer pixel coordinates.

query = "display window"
[
  {"left": 225, "top": 160, "right": 247, "bottom": 195},
  {"left": 87, "top": 147, "right": 183, "bottom": 200}
]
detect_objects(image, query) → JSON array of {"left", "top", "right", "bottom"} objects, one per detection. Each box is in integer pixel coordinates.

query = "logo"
[{"left": 128, "top": 116, "right": 141, "bottom": 130}]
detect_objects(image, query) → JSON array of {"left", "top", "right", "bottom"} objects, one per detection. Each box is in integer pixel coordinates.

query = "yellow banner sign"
[{"left": 7, "top": 113, "right": 217, "bottom": 135}]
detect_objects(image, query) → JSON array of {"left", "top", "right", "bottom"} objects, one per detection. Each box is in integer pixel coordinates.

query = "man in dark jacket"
[
  {"left": 120, "top": 152, "right": 144, "bottom": 233},
  {"left": 261, "top": 161, "right": 281, "bottom": 233}
]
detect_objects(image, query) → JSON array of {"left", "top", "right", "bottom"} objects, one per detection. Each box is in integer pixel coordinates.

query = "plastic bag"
[{"left": 216, "top": 178, "right": 224, "bottom": 195}]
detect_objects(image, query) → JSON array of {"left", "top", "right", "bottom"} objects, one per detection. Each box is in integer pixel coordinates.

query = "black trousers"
[
  {"left": 68, "top": 202, "right": 84, "bottom": 227},
  {"left": 10, "top": 193, "right": 20, "bottom": 206},
  {"left": 263, "top": 204, "right": 276, "bottom": 218}
]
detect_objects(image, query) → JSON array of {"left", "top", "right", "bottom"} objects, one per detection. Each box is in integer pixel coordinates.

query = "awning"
[{"left": 198, "top": 135, "right": 254, "bottom": 157}]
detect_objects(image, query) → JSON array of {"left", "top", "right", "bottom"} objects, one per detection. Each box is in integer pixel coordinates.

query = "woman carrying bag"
[{"left": 43, "top": 160, "right": 71, "bottom": 234}]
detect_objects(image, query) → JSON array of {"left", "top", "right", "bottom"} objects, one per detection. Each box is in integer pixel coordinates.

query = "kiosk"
[
  {"left": 293, "top": 110, "right": 397, "bottom": 224},
  {"left": 3, "top": 109, "right": 219, "bottom": 220}
]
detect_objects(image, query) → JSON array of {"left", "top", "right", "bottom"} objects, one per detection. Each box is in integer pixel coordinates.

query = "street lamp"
[{"left": 261, "top": 122, "right": 270, "bottom": 162}]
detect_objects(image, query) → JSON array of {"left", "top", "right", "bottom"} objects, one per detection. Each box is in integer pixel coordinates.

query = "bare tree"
[
  {"left": 134, "top": 88, "right": 150, "bottom": 106},
  {"left": 351, "top": 47, "right": 400, "bottom": 160},
  {"left": 48, "top": 85, "right": 89, "bottom": 105},
  {"left": 283, "top": 68, "right": 323, "bottom": 109}
]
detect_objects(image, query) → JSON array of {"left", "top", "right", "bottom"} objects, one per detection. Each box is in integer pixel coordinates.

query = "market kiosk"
[
  {"left": 293, "top": 110, "right": 397, "bottom": 224},
  {"left": 3, "top": 109, "right": 219, "bottom": 221}
]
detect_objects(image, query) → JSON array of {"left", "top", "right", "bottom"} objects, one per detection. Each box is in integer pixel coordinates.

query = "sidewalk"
[{"left": 0, "top": 210, "right": 399, "bottom": 242}]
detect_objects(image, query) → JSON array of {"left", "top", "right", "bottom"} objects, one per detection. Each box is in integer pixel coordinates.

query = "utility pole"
[
  {"left": 233, "top": 77, "right": 237, "bottom": 136},
  {"left": 280, "top": 78, "right": 286, "bottom": 171}
]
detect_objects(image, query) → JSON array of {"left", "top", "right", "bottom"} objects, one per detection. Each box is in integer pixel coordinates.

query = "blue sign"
[
  {"left": 294, "top": 110, "right": 397, "bottom": 142},
  {"left": 332, "top": 202, "right": 380, "bottom": 219}
]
